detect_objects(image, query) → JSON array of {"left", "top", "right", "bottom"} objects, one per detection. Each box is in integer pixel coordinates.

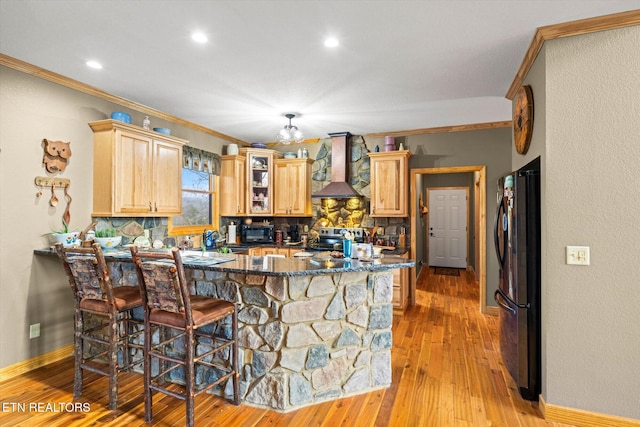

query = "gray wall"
[
  {"left": 0, "top": 65, "right": 230, "bottom": 369},
  {"left": 370, "top": 128, "right": 512, "bottom": 307},
  {"left": 524, "top": 26, "right": 640, "bottom": 419}
]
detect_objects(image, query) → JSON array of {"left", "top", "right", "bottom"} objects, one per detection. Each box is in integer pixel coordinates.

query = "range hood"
[{"left": 312, "top": 132, "right": 362, "bottom": 198}]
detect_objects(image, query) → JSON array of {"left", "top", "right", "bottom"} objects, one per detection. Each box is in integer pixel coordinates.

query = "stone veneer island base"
[{"left": 189, "top": 268, "right": 395, "bottom": 411}]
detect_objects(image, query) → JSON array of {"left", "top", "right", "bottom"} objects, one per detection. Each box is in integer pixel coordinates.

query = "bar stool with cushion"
[
  {"left": 55, "top": 242, "right": 143, "bottom": 410},
  {"left": 130, "top": 246, "right": 239, "bottom": 426}
]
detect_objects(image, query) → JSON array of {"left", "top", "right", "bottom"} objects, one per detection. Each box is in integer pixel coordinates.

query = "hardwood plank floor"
[{"left": 0, "top": 268, "right": 575, "bottom": 427}]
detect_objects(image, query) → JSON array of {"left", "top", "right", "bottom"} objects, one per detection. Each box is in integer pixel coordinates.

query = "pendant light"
[{"left": 276, "top": 113, "right": 304, "bottom": 144}]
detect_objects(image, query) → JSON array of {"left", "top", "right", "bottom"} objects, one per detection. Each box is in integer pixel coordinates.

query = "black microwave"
[{"left": 240, "top": 224, "right": 274, "bottom": 243}]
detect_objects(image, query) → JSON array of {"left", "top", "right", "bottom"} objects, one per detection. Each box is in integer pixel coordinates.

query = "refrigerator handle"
[
  {"left": 494, "top": 290, "right": 516, "bottom": 315},
  {"left": 493, "top": 198, "right": 506, "bottom": 266}
]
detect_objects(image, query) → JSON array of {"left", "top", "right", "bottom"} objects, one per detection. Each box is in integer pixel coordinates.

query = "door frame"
[
  {"left": 426, "top": 186, "right": 469, "bottom": 269},
  {"left": 409, "top": 165, "right": 488, "bottom": 313}
]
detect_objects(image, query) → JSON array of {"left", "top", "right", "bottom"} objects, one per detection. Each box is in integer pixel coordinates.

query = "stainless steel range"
[{"left": 313, "top": 227, "right": 364, "bottom": 250}]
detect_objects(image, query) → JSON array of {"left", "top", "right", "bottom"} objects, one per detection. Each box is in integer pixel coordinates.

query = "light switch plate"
[
  {"left": 566, "top": 246, "right": 590, "bottom": 265},
  {"left": 29, "top": 323, "right": 40, "bottom": 339}
]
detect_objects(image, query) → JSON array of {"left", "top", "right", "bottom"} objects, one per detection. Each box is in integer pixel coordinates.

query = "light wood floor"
[{"left": 0, "top": 268, "right": 575, "bottom": 427}]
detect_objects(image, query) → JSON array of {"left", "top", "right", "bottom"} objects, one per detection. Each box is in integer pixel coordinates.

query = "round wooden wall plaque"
[{"left": 513, "top": 85, "right": 534, "bottom": 155}]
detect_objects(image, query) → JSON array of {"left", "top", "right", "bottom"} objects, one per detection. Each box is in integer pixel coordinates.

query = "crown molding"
[
  {"left": 0, "top": 53, "right": 249, "bottom": 145},
  {"left": 506, "top": 10, "right": 640, "bottom": 100},
  {"left": 367, "top": 120, "right": 512, "bottom": 138}
]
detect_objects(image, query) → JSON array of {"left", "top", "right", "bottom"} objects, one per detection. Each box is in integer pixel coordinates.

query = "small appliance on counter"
[
  {"left": 240, "top": 224, "right": 274, "bottom": 243},
  {"left": 275, "top": 229, "right": 284, "bottom": 245},
  {"left": 290, "top": 225, "right": 300, "bottom": 242}
]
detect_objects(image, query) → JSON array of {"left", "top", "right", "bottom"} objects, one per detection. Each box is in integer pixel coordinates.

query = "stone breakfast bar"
[{"left": 37, "top": 248, "right": 415, "bottom": 412}]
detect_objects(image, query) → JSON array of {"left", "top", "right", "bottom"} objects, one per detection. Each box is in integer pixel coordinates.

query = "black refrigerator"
[{"left": 493, "top": 157, "right": 541, "bottom": 401}]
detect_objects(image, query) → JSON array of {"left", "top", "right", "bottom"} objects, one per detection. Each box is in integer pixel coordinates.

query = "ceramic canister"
[
  {"left": 227, "top": 143, "right": 239, "bottom": 155},
  {"left": 384, "top": 136, "right": 396, "bottom": 151}
]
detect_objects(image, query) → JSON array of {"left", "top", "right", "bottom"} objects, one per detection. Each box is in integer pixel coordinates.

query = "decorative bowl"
[
  {"left": 153, "top": 127, "right": 171, "bottom": 135},
  {"left": 110, "top": 111, "right": 131, "bottom": 124},
  {"left": 252, "top": 143, "right": 267, "bottom": 149},
  {"left": 95, "top": 236, "right": 122, "bottom": 249},
  {"left": 283, "top": 151, "right": 297, "bottom": 158},
  {"left": 52, "top": 232, "right": 81, "bottom": 247}
]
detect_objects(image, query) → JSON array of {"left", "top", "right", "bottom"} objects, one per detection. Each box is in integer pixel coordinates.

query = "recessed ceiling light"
[
  {"left": 324, "top": 37, "right": 339, "bottom": 48},
  {"left": 191, "top": 32, "right": 208, "bottom": 43},
  {"left": 86, "top": 60, "right": 102, "bottom": 69}
]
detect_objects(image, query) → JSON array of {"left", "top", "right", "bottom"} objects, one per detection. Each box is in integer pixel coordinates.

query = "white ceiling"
[{"left": 1, "top": 1, "right": 638, "bottom": 143}]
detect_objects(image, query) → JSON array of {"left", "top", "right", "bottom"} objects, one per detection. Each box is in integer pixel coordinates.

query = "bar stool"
[
  {"left": 130, "top": 246, "right": 239, "bottom": 426},
  {"left": 55, "top": 242, "right": 143, "bottom": 410}
]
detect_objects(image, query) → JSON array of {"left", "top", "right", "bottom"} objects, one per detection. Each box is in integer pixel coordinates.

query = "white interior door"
[{"left": 428, "top": 188, "right": 468, "bottom": 268}]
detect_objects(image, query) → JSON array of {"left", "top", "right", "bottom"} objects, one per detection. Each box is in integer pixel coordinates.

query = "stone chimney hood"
[{"left": 312, "top": 132, "right": 362, "bottom": 198}]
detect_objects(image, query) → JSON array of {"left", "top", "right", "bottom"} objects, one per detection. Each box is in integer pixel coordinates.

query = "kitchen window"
[{"left": 168, "top": 149, "right": 220, "bottom": 236}]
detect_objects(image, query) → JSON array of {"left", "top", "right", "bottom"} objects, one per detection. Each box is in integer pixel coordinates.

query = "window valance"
[{"left": 182, "top": 146, "right": 220, "bottom": 175}]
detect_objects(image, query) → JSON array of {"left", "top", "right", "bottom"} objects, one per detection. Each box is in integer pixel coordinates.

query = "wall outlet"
[
  {"left": 566, "top": 246, "right": 590, "bottom": 265},
  {"left": 29, "top": 323, "right": 40, "bottom": 339}
]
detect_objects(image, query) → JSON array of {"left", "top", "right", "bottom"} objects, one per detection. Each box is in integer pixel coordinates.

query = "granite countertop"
[
  {"left": 224, "top": 243, "right": 410, "bottom": 256},
  {"left": 35, "top": 247, "right": 415, "bottom": 277}
]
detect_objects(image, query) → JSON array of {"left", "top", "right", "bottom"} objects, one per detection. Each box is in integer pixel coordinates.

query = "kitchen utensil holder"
[{"left": 35, "top": 176, "right": 70, "bottom": 189}]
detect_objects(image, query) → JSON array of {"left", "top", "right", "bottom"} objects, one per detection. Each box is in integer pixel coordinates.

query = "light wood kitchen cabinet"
[
  {"left": 368, "top": 150, "right": 411, "bottom": 217},
  {"left": 261, "top": 247, "right": 279, "bottom": 256},
  {"left": 240, "top": 148, "right": 283, "bottom": 216},
  {"left": 274, "top": 158, "right": 313, "bottom": 216},
  {"left": 262, "top": 247, "right": 290, "bottom": 257},
  {"left": 392, "top": 252, "right": 410, "bottom": 312},
  {"left": 220, "top": 155, "right": 246, "bottom": 216},
  {"left": 288, "top": 248, "right": 303, "bottom": 257},
  {"left": 90, "top": 119, "right": 187, "bottom": 217},
  {"left": 277, "top": 247, "right": 292, "bottom": 256},
  {"left": 248, "top": 247, "right": 262, "bottom": 256}
]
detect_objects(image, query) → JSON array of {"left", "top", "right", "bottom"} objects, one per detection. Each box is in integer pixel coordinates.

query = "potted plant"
[
  {"left": 94, "top": 228, "right": 122, "bottom": 249},
  {"left": 49, "top": 219, "right": 80, "bottom": 247}
]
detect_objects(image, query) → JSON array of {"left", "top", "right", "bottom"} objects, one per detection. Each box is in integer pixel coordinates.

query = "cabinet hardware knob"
[
  {"left": 154, "top": 202, "right": 158, "bottom": 212},
  {"left": 149, "top": 201, "right": 152, "bottom": 211}
]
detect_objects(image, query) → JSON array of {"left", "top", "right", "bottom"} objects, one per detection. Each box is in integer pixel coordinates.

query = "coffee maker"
[{"left": 290, "top": 225, "right": 300, "bottom": 242}]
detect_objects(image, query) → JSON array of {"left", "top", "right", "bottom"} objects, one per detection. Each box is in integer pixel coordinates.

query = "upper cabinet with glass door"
[{"left": 240, "top": 148, "right": 283, "bottom": 216}]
